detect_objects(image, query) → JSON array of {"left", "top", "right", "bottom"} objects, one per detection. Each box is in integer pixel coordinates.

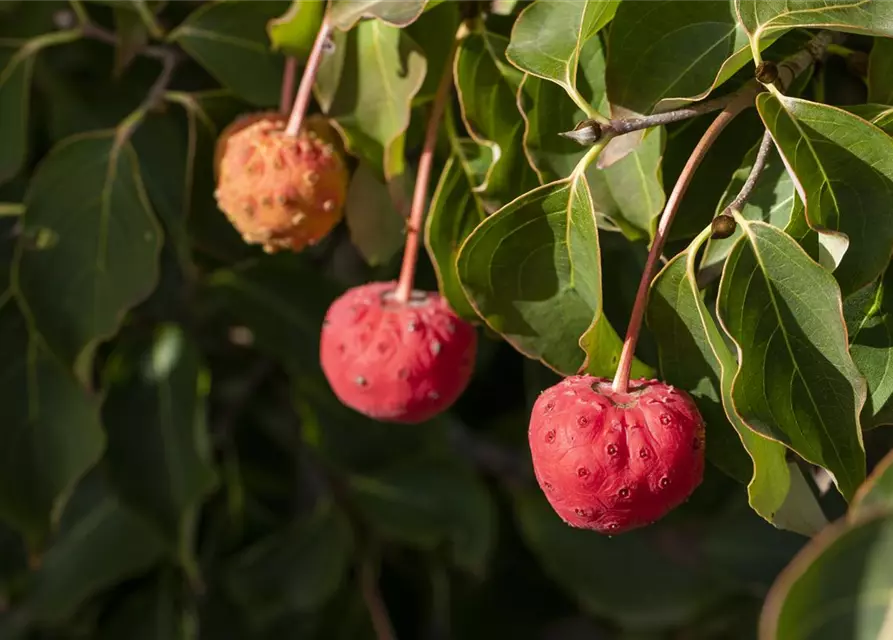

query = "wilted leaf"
[
  {"left": 0, "top": 298, "right": 104, "bottom": 544},
  {"left": 738, "top": 0, "right": 893, "bottom": 53},
  {"left": 224, "top": 501, "right": 352, "bottom": 629},
  {"left": 759, "top": 510, "right": 893, "bottom": 640},
  {"left": 455, "top": 31, "right": 537, "bottom": 208},
  {"left": 24, "top": 472, "right": 167, "bottom": 625},
  {"left": 606, "top": 0, "right": 753, "bottom": 114},
  {"left": 717, "top": 219, "right": 866, "bottom": 500},
  {"left": 506, "top": 0, "right": 617, "bottom": 116},
  {"left": 348, "top": 456, "right": 495, "bottom": 574},
  {"left": 314, "top": 20, "right": 426, "bottom": 178},
  {"left": 328, "top": 0, "right": 428, "bottom": 31},
  {"left": 16, "top": 132, "right": 162, "bottom": 375},
  {"left": 102, "top": 326, "right": 217, "bottom": 570},
  {"left": 757, "top": 94, "right": 893, "bottom": 296},
  {"left": 267, "top": 0, "right": 324, "bottom": 59},
  {"left": 169, "top": 1, "right": 285, "bottom": 107},
  {"left": 868, "top": 37, "right": 893, "bottom": 105},
  {"left": 345, "top": 163, "right": 405, "bottom": 267}
]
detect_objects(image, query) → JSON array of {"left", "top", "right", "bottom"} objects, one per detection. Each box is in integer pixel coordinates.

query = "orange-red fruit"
[
  {"left": 214, "top": 114, "right": 348, "bottom": 254},
  {"left": 529, "top": 375, "right": 705, "bottom": 534},
  {"left": 320, "top": 281, "right": 477, "bottom": 424}
]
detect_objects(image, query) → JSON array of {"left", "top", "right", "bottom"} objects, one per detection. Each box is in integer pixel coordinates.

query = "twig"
[
  {"left": 280, "top": 56, "right": 297, "bottom": 115},
  {"left": 284, "top": 18, "right": 333, "bottom": 137},
  {"left": 612, "top": 92, "right": 754, "bottom": 394},
  {"left": 773, "top": 30, "right": 839, "bottom": 93},
  {"left": 360, "top": 554, "right": 397, "bottom": 640},
  {"left": 80, "top": 20, "right": 172, "bottom": 62},
  {"left": 393, "top": 36, "right": 460, "bottom": 303},
  {"left": 721, "top": 129, "right": 773, "bottom": 216},
  {"left": 118, "top": 47, "right": 180, "bottom": 139}
]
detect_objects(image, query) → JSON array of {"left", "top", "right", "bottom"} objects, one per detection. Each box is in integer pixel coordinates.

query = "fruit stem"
[
  {"left": 360, "top": 553, "right": 396, "bottom": 640},
  {"left": 611, "top": 93, "right": 754, "bottom": 394},
  {"left": 393, "top": 38, "right": 459, "bottom": 304},
  {"left": 279, "top": 56, "right": 297, "bottom": 115},
  {"left": 284, "top": 17, "right": 333, "bottom": 138}
]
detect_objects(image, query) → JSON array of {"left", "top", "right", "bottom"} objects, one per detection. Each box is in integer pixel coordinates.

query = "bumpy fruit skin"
[
  {"left": 214, "top": 114, "right": 348, "bottom": 253},
  {"left": 320, "top": 281, "right": 477, "bottom": 424},
  {"left": 529, "top": 375, "right": 705, "bottom": 534}
]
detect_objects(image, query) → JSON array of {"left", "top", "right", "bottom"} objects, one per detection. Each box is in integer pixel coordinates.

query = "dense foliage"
[{"left": 3, "top": 0, "right": 893, "bottom": 638}]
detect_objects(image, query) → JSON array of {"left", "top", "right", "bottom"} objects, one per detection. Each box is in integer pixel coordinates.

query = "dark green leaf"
[
  {"left": 266, "top": 0, "right": 324, "bottom": 59},
  {"left": 404, "top": 1, "right": 460, "bottom": 103},
  {"left": 169, "top": 1, "right": 285, "bottom": 107},
  {"left": 329, "top": 0, "right": 428, "bottom": 30},
  {"left": 457, "top": 171, "right": 646, "bottom": 377},
  {"left": 25, "top": 472, "right": 167, "bottom": 625},
  {"left": 506, "top": 0, "right": 617, "bottom": 117},
  {"left": 649, "top": 229, "right": 825, "bottom": 535},
  {"left": 314, "top": 21, "right": 426, "bottom": 178},
  {"left": 606, "top": 0, "right": 753, "bottom": 115},
  {"left": 455, "top": 32, "right": 537, "bottom": 209},
  {"left": 717, "top": 219, "right": 866, "bottom": 500},
  {"left": 112, "top": 7, "right": 150, "bottom": 76},
  {"left": 702, "top": 138, "right": 796, "bottom": 270},
  {"left": 345, "top": 163, "right": 405, "bottom": 267},
  {"left": 759, "top": 510, "right": 893, "bottom": 640},
  {"left": 0, "top": 299, "right": 104, "bottom": 543},
  {"left": 738, "top": 0, "right": 893, "bottom": 52},
  {"left": 868, "top": 37, "right": 893, "bottom": 105},
  {"left": 348, "top": 456, "right": 495, "bottom": 574},
  {"left": 16, "top": 132, "right": 162, "bottom": 374},
  {"left": 102, "top": 326, "right": 217, "bottom": 569},
  {"left": 224, "top": 500, "right": 352, "bottom": 629},
  {"left": 97, "top": 571, "right": 194, "bottom": 640},
  {"left": 757, "top": 94, "right": 893, "bottom": 295},
  {"left": 0, "top": 49, "right": 33, "bottom": 185}
]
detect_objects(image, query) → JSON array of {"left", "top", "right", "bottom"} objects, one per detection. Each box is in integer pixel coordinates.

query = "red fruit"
[
  {"left": 320, "top": 281, "right": 477, "bottom": 424},
  {"left": 214, "top": 114, "right": 348, "bottom": 253},
  {"left": 529, "top": 375, "right": 705, "bottom": 534}
]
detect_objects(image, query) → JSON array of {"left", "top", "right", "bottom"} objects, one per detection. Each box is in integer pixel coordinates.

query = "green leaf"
[
  {"left": 757, "top": 94, "right": 893, "bottom": 296},
  {"left": 868, "top": 37, "right": 893, "bottom": 105},
  {"left": 344, "top": 163, "right": 405, "bottom": 267},
  {"left": 112, "top": 7, "right": 150, "bottom": 76},
  {"left": 506, "top": 0, "right": 617, "bottom": 116},
  {"left": 169, "top": 1, "right": 286, "bottom": 107},
  {"left": 102, "top": 326, "right": 217, "bottom": 572},
  {"left": 97, "top": 571, "right": 194, "bottom": 640},
  {"left": 759, "top": 511, "right": 893, "bottom": 640},
  {"left": 266, "top": 0, "right": 324, "bottom": 59},
  {"left": 25, "top": 472, "right": 167, "bottom": 625},
  {"left": 738, "top": 0, "right": 893, "bottom": 55},
  {"left": 845, "top": 267, "right": 893, "bottom": 429},
  {"left": 328, "top": 0, "right": 428, "bottom": 30},
  {"left": 348, "top": 456, "right": 495, "bottom": 574},
  {"left": 314, "top": 20, "right": 426, "bottom": 178},
  {"left": 424, "top": 140, "right": 490, "bottom": 320},
  {"left": 224, "top": 500, "right": 352, "bottom": 630},
  {"left": 15, "top": 132, "right": 162, "bottom": 374},
  {"left": 0, "top": 299, "right": 104, "bottom": 544},
  {"left": 513, "top": 489, "right": 722, "bottom": 630},
  {"left": 717, "top": 219, "right": 866, "bottom": 500},
  {"left": 0, "top": 49, "right": 33, "bottom": 185},
  {"left": 404, "top": 1, "right": 460, "bottom": 103},
  {"left": 456, "top": 170, "right": 633, "bottom": 376},
  {"left": 606, "top": 0, "right": 753, "bottom": 115},
  {"left": 702, "top": 137, "right": 796, "bottom": 270},
  {"left": 852, "top": 448, "right": 893, "bottom": 518},
  {"left": 649, "top": 229, "right": 824, "bottom": 535},
  {"left": 455, "top": 32, "right": 537, "bottom": 209}
]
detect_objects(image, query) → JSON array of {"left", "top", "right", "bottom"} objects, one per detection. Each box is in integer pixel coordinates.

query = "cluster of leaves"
[{"left": 2, "top": 0, "right": 893, "bottom": 638}]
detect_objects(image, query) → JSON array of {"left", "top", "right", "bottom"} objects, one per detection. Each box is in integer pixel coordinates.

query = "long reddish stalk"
[
  {"left": 393, "top": 39, "right": 459, "bottom": 303},
  {"left": 611, "top": 92, "right": 754, "bottom": 393},
  {"left": 284, "top": 18, "right": 333, "bottom": 137},
  {"left": 279, "top": 56, "right": 297, "bottom": 114}
]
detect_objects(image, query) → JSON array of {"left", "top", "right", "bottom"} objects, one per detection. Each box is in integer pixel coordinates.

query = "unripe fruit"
[
  {"left": 529, "top": 375, "right": 705, "bottom": 534},
  {"left": 320, "top": 281, "right": 477, "bottom": 424},
  {"left": 214, "top": 114, "right": 348, "bottom": 253}
]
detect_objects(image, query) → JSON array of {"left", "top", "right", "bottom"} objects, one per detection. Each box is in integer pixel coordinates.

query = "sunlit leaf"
[
  {"left": 345, "top": 163, "right": 405, "bottom": 267},
  {"left": 328, "top": 0, "right": 428, "bottom": 30},
  {"left": 267, "top": 0, "right": 324, "bottom": 59}
]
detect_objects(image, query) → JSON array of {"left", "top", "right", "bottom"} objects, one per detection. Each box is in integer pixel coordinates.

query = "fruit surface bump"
[
  {"left": 214, "top": 114, "right": 348, "bottom": 253},
  {"left": 529, "top": 375, "right": 705, "bottom": 534},
  {"left": 320, "top": 281, "right": 477, "bottom": 424}
]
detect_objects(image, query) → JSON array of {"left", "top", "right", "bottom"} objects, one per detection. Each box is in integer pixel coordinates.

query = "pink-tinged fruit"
[
  {"left": 214, "top": 113, "right": 348, "bottom": 254},
  {"left": 320, "top": 281, "right": 477, "bottom": 424},
  {"left": 529, "top": 375, "right": 705, "bottom": 534}
]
